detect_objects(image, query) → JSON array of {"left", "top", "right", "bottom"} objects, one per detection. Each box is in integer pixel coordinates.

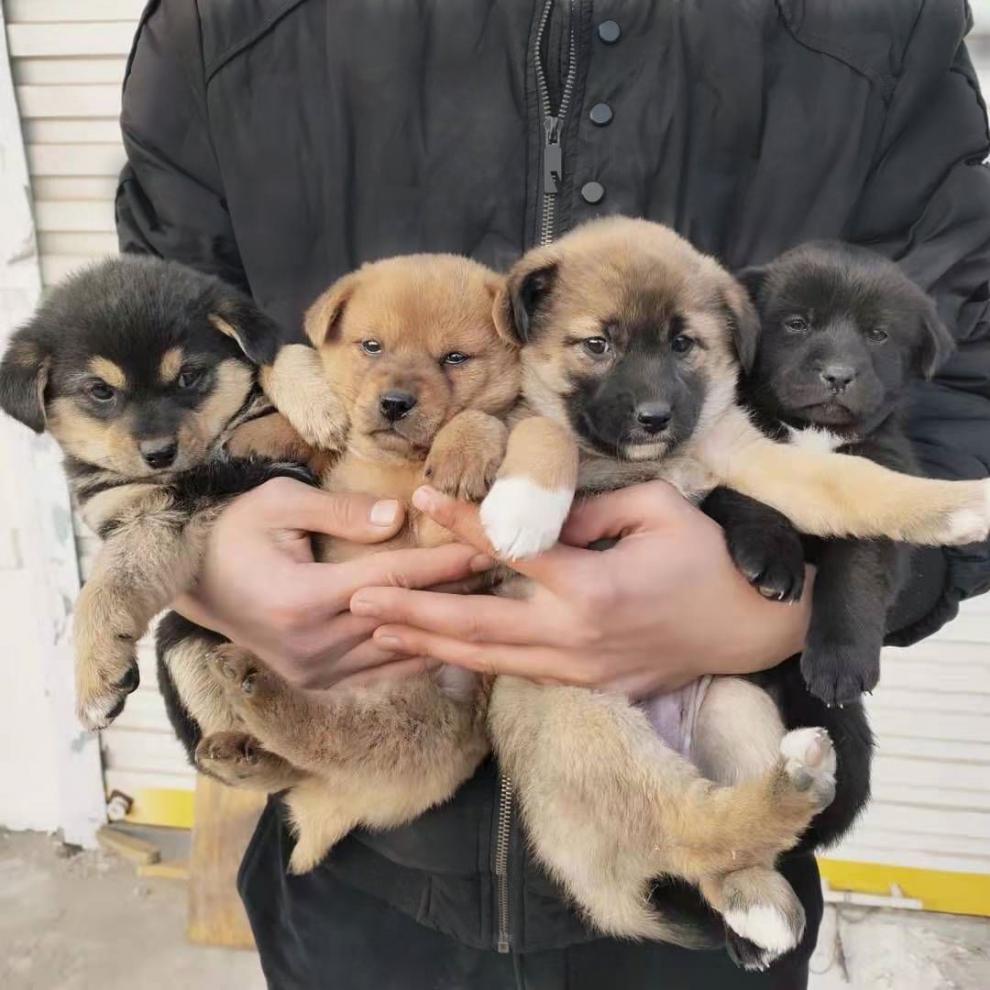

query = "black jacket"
[{"left": 117, "top": 0, "right": 990, "bottom": 958}]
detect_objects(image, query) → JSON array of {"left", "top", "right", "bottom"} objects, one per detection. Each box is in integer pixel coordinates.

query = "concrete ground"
[{"left": 1, "top": 829, "right": 987, "bottom": 990}]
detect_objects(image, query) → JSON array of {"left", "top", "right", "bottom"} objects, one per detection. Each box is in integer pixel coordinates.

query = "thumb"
[
  {"left": 257, "top": 478, "right": 406, "bottom": 543},
  {"left": 560, "top": 480, "right": 691, "bottom": 547}
]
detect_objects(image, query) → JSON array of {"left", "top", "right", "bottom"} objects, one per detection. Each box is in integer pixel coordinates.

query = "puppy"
[
  {"left": 708, "top": 242, "right": 953, "bottom": 704},
  {"left": 474, "top": 218, "right": 990, "bottom": 969},
  {"left": 0, "top": 256, "right": 340, "bottom": 730},
  {"left": 172, "top": 255, "right": 517, "bottom": 873}
]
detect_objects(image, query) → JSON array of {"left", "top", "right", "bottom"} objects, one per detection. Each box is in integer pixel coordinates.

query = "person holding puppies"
[{"left": 117, "top": 2, "right": 990, "bottom": 988}]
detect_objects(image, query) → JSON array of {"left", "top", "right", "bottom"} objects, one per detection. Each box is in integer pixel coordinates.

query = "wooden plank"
[
  {"left": 855, "top": 801, "right": 990, "bottom": 840},
  {"left": 24, "top": 118, "right": 122, "bottom": 144},
  {"left": 138, "top": 858, "right": 190, "bottom": 881},
  {"left": 13, "top": 56, "right": 128, "bottom": 86},
  {"left": 100, "top": 724, "right": 191, "bottom": 770},
  {"left": 187, "top": 775, "right": 264, "bottom": 949},
  {"left": 34, "top": 199, "right": 115, "bottom": 232},
  {"left": 872, "top": 781, "right": 990, "bottom": 811},
  {"left": 7, "top": 23, "right": 136, "bottom": 58},
  {"left": 6, "top": 1, "right": 146, "bottom": 23},
  {"left": 97, "top": 824, "right": 161, "bottom": 865},
  {"left": 17, "top": 84, "right": 121, "bottom": 118},
  {"left": 103, "top": 775, "right": 196, "bottom": 828},
  {"left": 27, "top": 143, "right": 124, "bottom": 176},
  {"left": 869, "top": 707, "right": 990, "bottom": 743},
  {"left": 889, "top": 640, "right": 990, "bottom": 665},
  {"left": 874, "top": 734, "right": 990, "bottom": 762},
  {"left": 836, "top": 824, "right": 990, "bottom": 859},
  {"left": 868, "top": 687, "right": 989, "bottom": 714},
  {"left": 38, "top": 231, "right": 118, "bottom": 256},
  {"left": 872, "top": 753, "right": 990, "bottom": 791},
  {"left": 873, "top": 657, "right": 990, "bottom": 694}
]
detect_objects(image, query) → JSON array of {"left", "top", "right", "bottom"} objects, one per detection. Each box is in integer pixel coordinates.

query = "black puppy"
[{"left": 707, "top": 241, "right": 954, "bottom": 707}]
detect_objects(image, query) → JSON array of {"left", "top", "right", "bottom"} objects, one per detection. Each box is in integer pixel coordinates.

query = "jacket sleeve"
[
  {"left": 848, "top": 4, "right": 990, "bottom": 645},
  {"left": 115, "top": 0, "right": 248, "bottom": 292}
]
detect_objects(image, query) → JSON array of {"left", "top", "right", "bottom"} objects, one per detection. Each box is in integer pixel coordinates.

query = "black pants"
[{"left": 239, "top": 807, "right": 821, "bottom": 990}]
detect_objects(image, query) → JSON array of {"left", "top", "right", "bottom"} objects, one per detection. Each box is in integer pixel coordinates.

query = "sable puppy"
[
  {"left": 475, "top": 217, "right": 990, "bottom": 970},
  {"left": 0, "top": 256, "right": 336, "bottom": 730},
  {"left": 708, "top": 242, "right": 952, "bottom": 704},
  {"left": 181, "top": 255, "right": 518, "bottom": 873}
]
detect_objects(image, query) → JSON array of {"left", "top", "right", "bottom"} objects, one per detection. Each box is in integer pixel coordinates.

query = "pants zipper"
[{"left": 492, "top": 1, "right": 580, "bottom": 956}]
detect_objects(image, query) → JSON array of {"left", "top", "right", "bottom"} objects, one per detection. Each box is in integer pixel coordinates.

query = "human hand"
[
  {"left": 350, "top": 481, "right": 813, "bottom": 697},
  {"left": 173, "top": 478, "right": 490, "bottom": 689}
]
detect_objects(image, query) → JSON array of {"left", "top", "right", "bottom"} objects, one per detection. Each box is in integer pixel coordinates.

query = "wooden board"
[{"left": 187, "top": 775, "right": 266, "bottom": 950}]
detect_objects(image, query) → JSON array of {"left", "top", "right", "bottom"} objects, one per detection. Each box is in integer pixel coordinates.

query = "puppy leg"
[
  {"left": 490, "top": 678, "right": 834, "bottom": 943},
  {"left": 195, "top": 731, "right": 305, "bottom": 791},
  {"left": 480, "top": 415, "right": 579, "bottom": 559},
  {"left": 211, "top": 647, "right": 489, "bottom": 798},
  {"left": 802, "top": 538, "right": 903, "bottom": 705},
  {"left": 423, "top": 410, "right": 508, "bottom": 502},
  {"left": 259, "top": 343, "right": 349, "bottom": 453},
  {"left": 702, "top": 407, "right": 990, "bottom": 545},
  {"left": 693, "top": 679, "right": 809, "bottom": 970},
  {"left": 74, "top": 497, "right": 220, "bottom": 729}
]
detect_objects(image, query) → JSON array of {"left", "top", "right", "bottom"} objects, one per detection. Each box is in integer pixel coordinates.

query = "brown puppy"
[
  {"left": 477, "top": 218, "right": 990, "bottom": 968},
  {"left": 200, "top": 255, "right": 518, "bottom": 873}
]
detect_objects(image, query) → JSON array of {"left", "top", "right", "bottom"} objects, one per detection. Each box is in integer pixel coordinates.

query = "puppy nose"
[
  {"left": 820, "top": 364, "right": 857, "bottom": 392},
  {"left": 379, "top": 390, "right": 418, "bottom": 422},
  {"left": 140, "top": 440, "right": 178, "bottom": 469},
  {"left": 635, "top": 402, "right": 672, "bottom": 434}
]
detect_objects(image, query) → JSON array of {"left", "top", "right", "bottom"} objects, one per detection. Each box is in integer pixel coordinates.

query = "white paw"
[
  {"left": 724, "top": 904, "right": 802, "bottom": 958},
  {"left": 780, "top": 727, "right": 837, "bottom": 807},
  {"left": 943, "top": 483, "right": 990, "bottom": 545},
  {"left": 480, "top": 477, "right": 573, "bottom": 560}
]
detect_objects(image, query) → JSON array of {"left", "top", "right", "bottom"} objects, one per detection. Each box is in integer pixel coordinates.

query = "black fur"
[{"left": 707, "top": 241, "right": 951, "bottom": 847}]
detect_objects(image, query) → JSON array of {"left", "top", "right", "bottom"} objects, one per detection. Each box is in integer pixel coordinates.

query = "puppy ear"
[
  {"left": 0, "top": 329, "right": 51, "bottom": 433},
  {"left": 916, "top": 298, "right": 955, "bottom": 379},
  {"left": 722, "top": 275, "right": 762, "bottom": 373},
  {"left": 304, "top": 274, "right": 355, "bottom": 348},
  {"left": 493, "top": 259, "right": 558, "bottom": 345},
  {"left": 209, "top": 296, "right": 283, "bottom": 366},
  {"left": 735, "top": 265, "right": 768, "bottom": 306}
]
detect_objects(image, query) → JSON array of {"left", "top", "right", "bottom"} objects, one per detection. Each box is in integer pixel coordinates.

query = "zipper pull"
[{"left": 543, "top": 115, "right": 563, "bottom": 194}]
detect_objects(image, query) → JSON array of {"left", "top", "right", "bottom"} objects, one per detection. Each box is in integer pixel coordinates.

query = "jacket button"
[
  {"left": 581, "top": 181, "right": 606, "bottom": 205},
  {"left": 589, "top": 103, "right": 613, "bottom": 126},
  {"left": 597, "top": 20, "right": 621, "bottom": 44}
]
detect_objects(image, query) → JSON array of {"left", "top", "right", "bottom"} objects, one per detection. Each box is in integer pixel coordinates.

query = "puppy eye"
[
  {"left": 177, "top": 367, "right": 203, "bottom": 389},
  {"left": 442, "top": 352, "right": 470, "bottom": 366},
  {"left": 866, "top": 328, "right": 889, "bottom": 343},
  {"left": 671, "top": 334, "right": 695, "bottom": 354},
  {"left": 86, "top": 380, "right": 115, "bottom": 402},
  {"left": 361, "top": 340, "right": 383, "bottom": 355},
  {"left": 784, "top": 316, "right": 810, "bottom": 334},
  {"left": 582, "top": 337, "right": 610, "bottom": 357}
]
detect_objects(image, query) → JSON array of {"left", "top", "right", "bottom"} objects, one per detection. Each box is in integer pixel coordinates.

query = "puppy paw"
[
  {"left": 209, "top": 645, "right": 272, "bottom": 707},
  {"left": 480, "top": 477, "right": 573, "bottom": 559},
  {"left": 942, "top": 481, "right": 990, "bottom": 545},
  {"left": 724, "top": 892, "right": 805, "bottom": 972},
  {"left": 195, "top": 731, "right": 299, "bottom": 791},
  {"left": 801, "top": 640, "right": 880, "bottom": 707},
  {"left": 425, "top": 438, "right": 503, "bottom": 503},
  {"left": 779, "top": 727, "right": 837, "bottom": 811},
  {"left": 724, "top": 524, "right": 805, "bottom": 603},
  {"left": 75, "top": 640, "right": 141, "bottom": 731}
]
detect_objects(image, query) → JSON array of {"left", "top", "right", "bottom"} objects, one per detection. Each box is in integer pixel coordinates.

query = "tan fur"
[
  {"left": 88, "top": 356, "right": 127, "bottom": 390},
  {"left": 224, "top": 410, "right": 320, "bottom": 465},
  {"left": 481, "top": 217, "right": 989, "bottom": 954},
  {"left": 180, "top": 256, "right": 517, "bottom": 872},
  {"left": 496, "top": 414, "right": 579, "bottom": 492},
  {"left": 158, "top": 347, "right": 184, "bottom": 384}
]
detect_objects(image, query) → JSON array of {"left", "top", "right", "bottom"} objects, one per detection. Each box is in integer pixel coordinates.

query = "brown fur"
[
  {"left": 183, "top": 255, "right": 517, "bottom": 873},
  {"left": 479, "top": 217, "right": 989, "bottom": 962}
]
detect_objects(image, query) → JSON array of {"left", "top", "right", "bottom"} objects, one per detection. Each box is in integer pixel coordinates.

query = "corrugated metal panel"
[
  {"left": 1, "top": 0, "right": 190, "bottom": 807},
  {"left": 3, "top": 2, "right": 990, "bottom": 880}
]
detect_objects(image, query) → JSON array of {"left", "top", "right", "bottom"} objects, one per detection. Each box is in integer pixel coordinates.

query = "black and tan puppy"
[
  {"left": 707, "top": 242, "right": 953, "bottom": 705},
  {"left": 475, "top": 217, "right": 990, "bottom": 969},
  {"left": 0, "top": 256, "right": 338, "bottom": 729}
]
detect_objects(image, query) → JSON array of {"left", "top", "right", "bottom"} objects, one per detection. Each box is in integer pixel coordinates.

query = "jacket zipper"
[
  {"left": 493, "top": 772, "right": 514, "bottom": 953},
  {"left": 535, "top": 0, "right": 578, "bottom": 246},
  {"left": 492, "top": 1, "right": 580, "bottom": 956}
]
